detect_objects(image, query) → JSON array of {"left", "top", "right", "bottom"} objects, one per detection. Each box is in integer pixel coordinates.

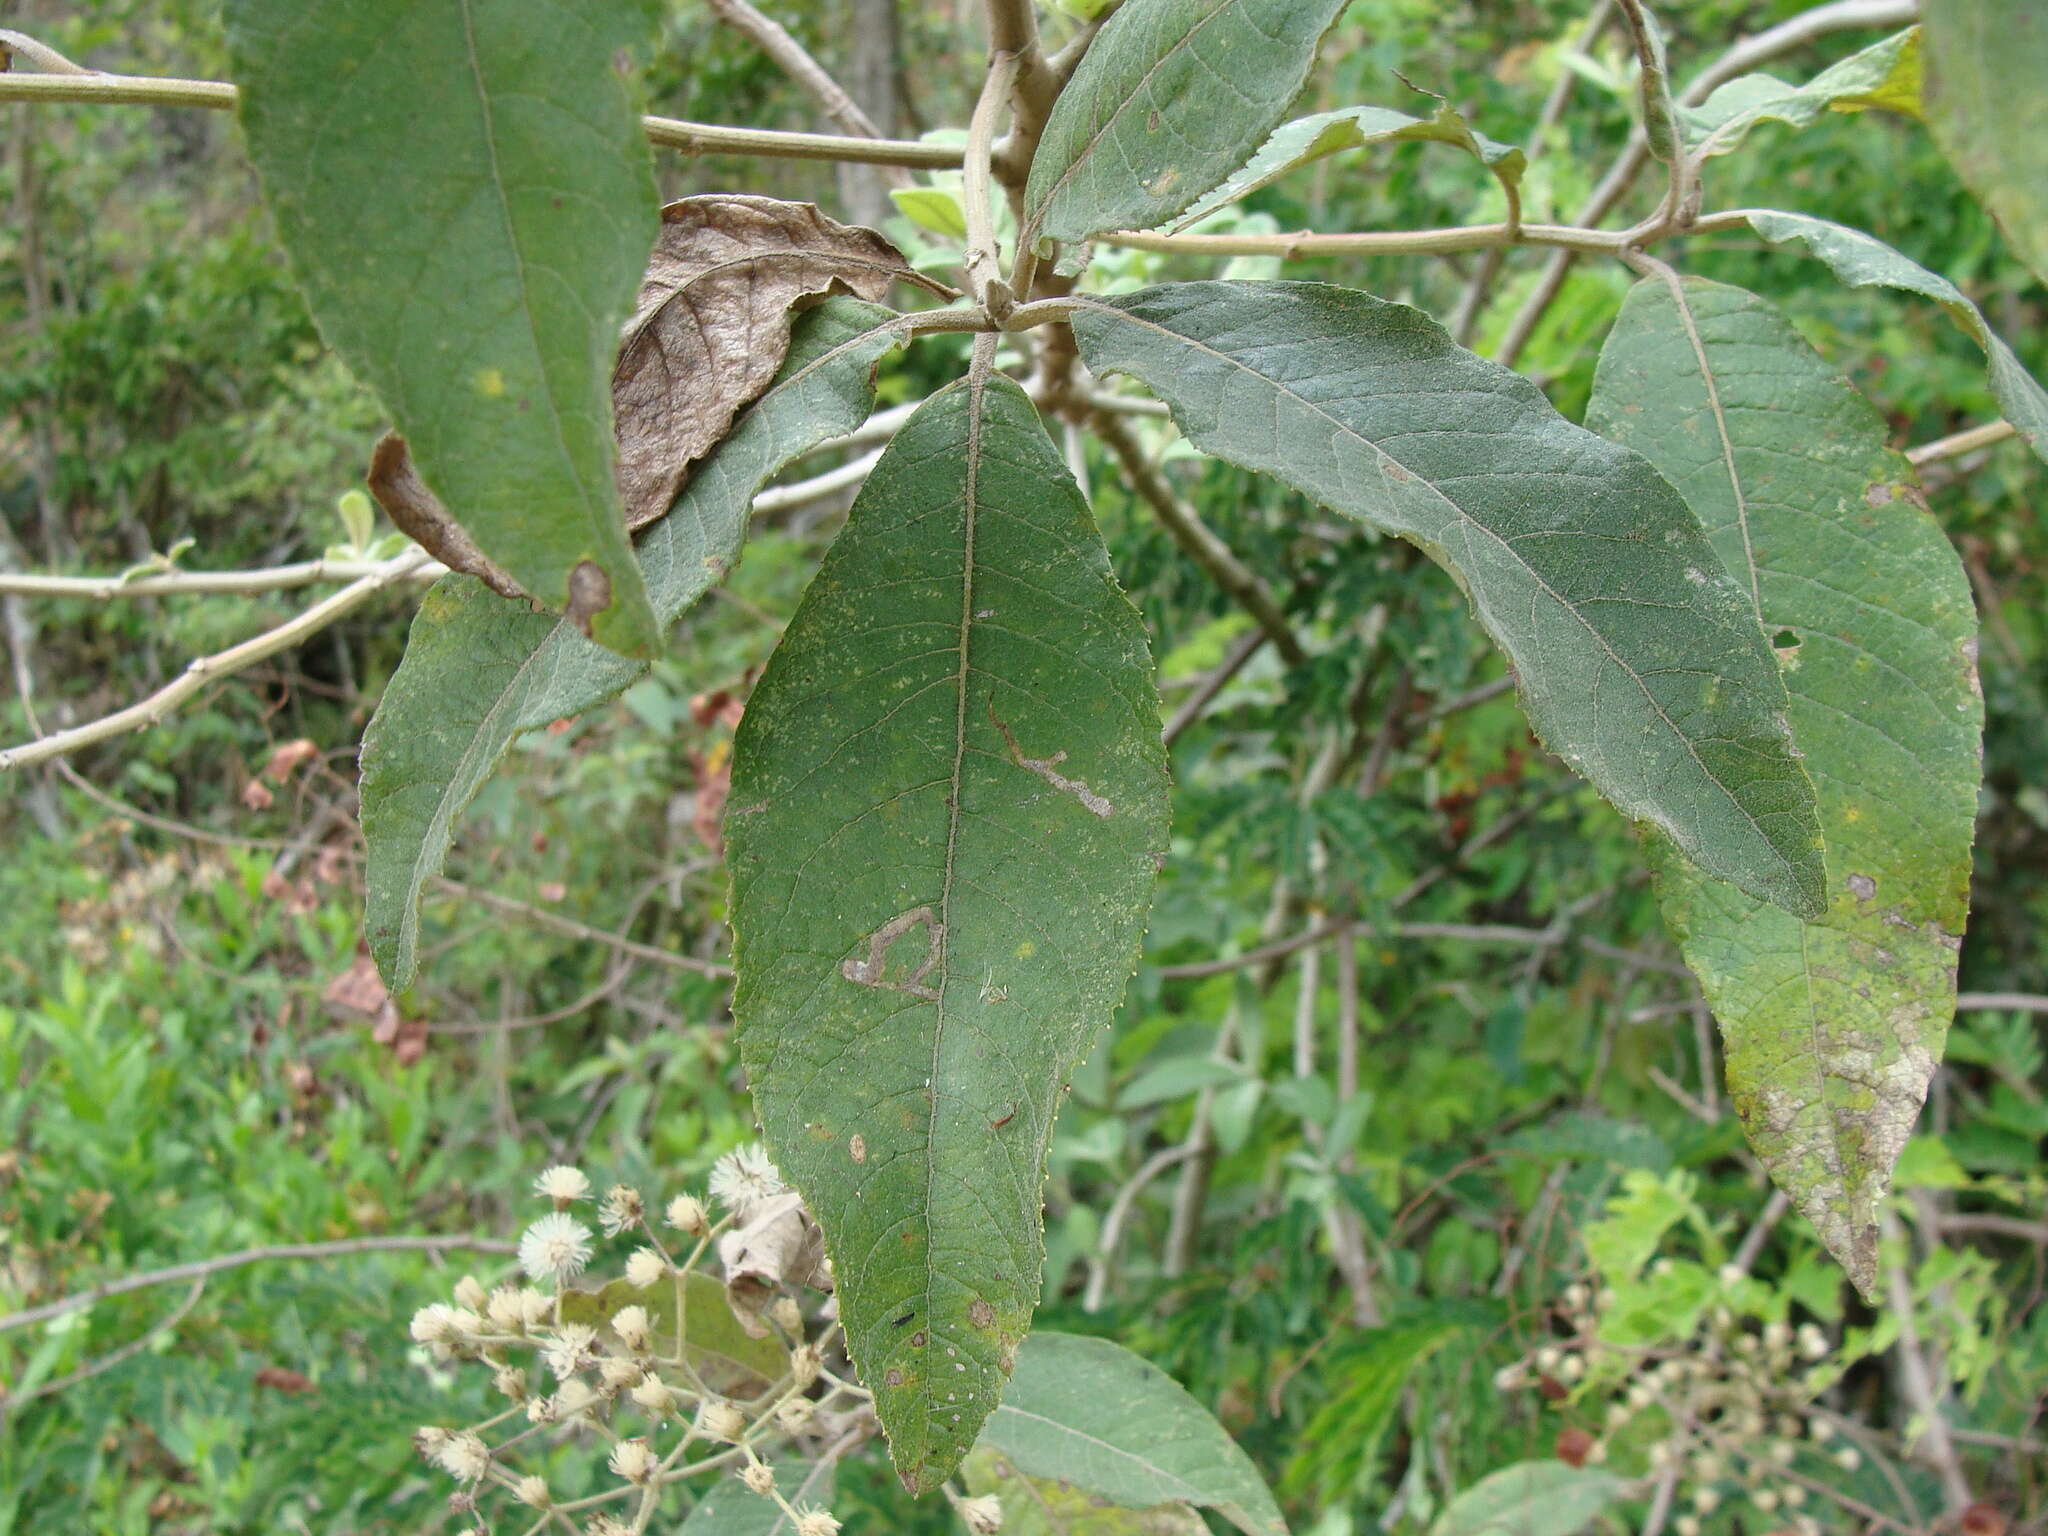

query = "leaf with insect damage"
[
  {"left": 1022, "top": 0, "right": 1349, "bottom": 251},
  {"left": 361, "top": 300, "right": 904, "bottom": 989},
  {"left": 1588, "top": 276, "right": 1981, "bottom": 1299},
  {"left": 725, "top": 371, "right": 1170, "bottom": 1495},
  {"left": 614, "top": 196, "right": 927, "bottom": 532},
  {"left": 223, "top": 0, "right": 662, "bottom": 655},
  {"left": 1070, "top": 280, "right": 1826, "bottom": 919}
]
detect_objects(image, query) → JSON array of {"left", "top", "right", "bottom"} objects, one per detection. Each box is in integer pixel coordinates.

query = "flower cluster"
[
  {"left": 409, "top": 1147, "right": 858, "bottom": 1536},
  {"left": 1494, "top": 1271, "right": 1870, "bottom": 1536}
]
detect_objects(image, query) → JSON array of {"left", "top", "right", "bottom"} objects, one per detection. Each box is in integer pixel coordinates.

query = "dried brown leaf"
[
  {"left": 366, "top": 433, "right": 527, "bottom": 601},
  {"left": 716, "top": 1189, "right": 832, "bottom": 1336},
  {"left": 612, "top": 195, "right": 923, "bottom": 531}
]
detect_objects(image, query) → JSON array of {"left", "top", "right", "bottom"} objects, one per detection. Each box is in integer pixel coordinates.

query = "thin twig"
[
  {"left": 1956, "top": 991, "right": 2048, "bottom": 1014},
  {"left": 1908, "top": 419, "right": 2019, "bottom": 467},
  {"left": 0, "top": 549, "right": 431, "bottom": 771},
  {"left": 1090, "top": 413, "right": 1308, "bottom": 668},
  {"left": 0, "top": 1236, "right": 516, "bottom": 1335},
  {"left": 1163, "top": 627, "right": 1269, "bottom": 746},
  {"left": 0, "top": 69, "right": 962, "bottom": 169},
  {"left": 703, "top": 0, "right": 888, "bottom": 141},
  {"left": 431, "top": 878, "right": 735, "bottom": 980},
  {"left": 963, "top": 49, "right": 1021, "bottom": 312},
  {"left": 1, "top": 1279, "right": 207, "bottom": 1410}
]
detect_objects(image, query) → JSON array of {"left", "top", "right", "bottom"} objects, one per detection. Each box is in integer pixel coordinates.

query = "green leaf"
[
  {"left": 964, "top": 1450, "right": 1209, "bottom": 1536},
  {"left": 680, "top": 1460, "right": 833, "bottom": 1534},
  {"left": 1118, "top": 1057, "right": 1244, "bottom": 1108},
  {"left": 223, "top": 0, "right": 663, "bottom": 657},
  {"left": 1735, "top": 210, "right": 2048, "bottom": 465},
  {"left": 361, "top": 300, "right": 903, "bottom": 988},
  {"left": 982, "top": 1332, "right": 1287, "bottom": 1536},
  {"left": 1924, "top": 1, "right": 2048, "bottom": 287},
  {"left": 1588, "top": 276, "right": 1981, "bottom": 1298},
  {"left": 1683, "top": 27, "right": 1921, "bottom": 159},
  {"left": 1173, "top": 101, "right": 1525, "bottom": 231},
  {"left": 891, "top": 186, "right": 971, "bottom": 239},
  {"left": 1022, "top": 0, "right": 1349, "bottom": 250},
  {"left": 1070, "top": 280, "right": 1827, "bottom": 918},
  {"left": 1429, "top": 1462, "right": 1626, "bottom": 1536},
  {"left": 725, "top": 374, "right": 1170, "bottom": 1494},
  {"left": 557, "top": 1274, "right": 789, "bottom": 1397}
]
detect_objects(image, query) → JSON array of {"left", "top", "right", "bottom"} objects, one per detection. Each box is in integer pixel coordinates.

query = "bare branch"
[
  {"left": 1, "top": 1279, "right": 207, "bottom": 1409},
  {"left": 0, "top": 1235, "right": 517, "bottom": 1336},
  {"left": 1908, "top": 419, "right": 2018, "bottom": 467},
  {"left": 1090, "top": 412, "right": 1309, "bottom": 668},
  {"left": 1955, "top": 991, "right": 2048, "bottom": 1014}
]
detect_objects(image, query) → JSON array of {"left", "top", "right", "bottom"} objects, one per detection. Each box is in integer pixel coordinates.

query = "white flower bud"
[
  {"left": 1535, "top": 1346, "right": 1563, "bottom": 1372},
  {"left": 1783, "top": 1485, "right": 1807, "bottom": 1508},
  {"left": 1585, "top": 1439, "right": 1607, "bottom": 1464},
  {"left": 1834, "top": 1447, "right": 1862, "bottom": 1471},
  {"left": 770, "top": 1296, "right": 805, "bottom": 1334},
  {"left": 453, "top": 1275, "right": 488, "bottom": 1312},
  {"left": 1809, "top": 1418, "right": 1836, "bottom": 1443},
  {"left": 600, "top": 1356, "right": 645, "bottom": 1391},
  {"left": 701, "top": 1399, "right": 748, "bottom": 1442},
  {"left": 493, "top": 1366, "right": 528, "bottom": 1401},
  {"left": 535, "top": 1165, "right": 592, "bottom": 1204},
  {"left": 790, "top": 1344, "right": 824, "bottom": 1391},
  {"left": 1493, "top": 1364, "right": 1526, "bottom": 1391},
  {"left": 609, "top": 1438, "right": 657, "bottom": 1484},
  {"left": 960, "top": 1494, "right": 1004, "bottom": 1533},
  {"left": 741, "top": 1461, "right": 778, "bottom": 1495},
  {"left": 666, "top": 1194, "right": 710, "bottom": 1235},
  {"left": 515, "top": 1474, "right": 551, "bottom": 1509},
  {"left": 1605, "top": 1403, "right": 1630, "bottom": 1429},
  {"left": 600, "top": 1184, "right": 646, "bottom": 1237},
  {"left": 795, "top": 1511, "right": 841, "bottom": 1536},
  {"left": 1717, "top": 1263, "right": 1746, "bottom": 1287},
  {"left": 1675, "top": 1519, "right": 1700, "bottom": 1536},
  {"left": 613, "top": 1304, "right": 653, "bottom": 1352},
  {"left": 1770, "top": 1440, "right": 1796, "bottom": 1467},
  {"left": 1558, "top": 1353, "right": 1584, "bottom": 1382},
  {"left": 1798, "top": 1323, "right": 1830, "bottom": 1360},
  {"left": 625, "top": 1246, "right": 669, "bottom": 1290},
  {"left": 554, "top": 1378, "right": 597, "bottom": 1419},
  {"left": 487, "top": 1286, "right": 529, "bottom": 1332},
  {"left": 545, "top": 1323, "right": 598, "bottom": 1380},
  {"left": 1692, "top": 1487, "right": 1721, "bottom": 1515},
  {"left": 1754, "top": 1490, "right": 1781, "bottom": 1513},
  {"left": 1563, "top": 1284, "right": 1590, "bottom": 1313},
  {"left": 433, "top": 1431, "right": 490, "bottom": 1481},
  {"left": 1763, "top": 1321, "right": 1792, "bottom": 1352}
]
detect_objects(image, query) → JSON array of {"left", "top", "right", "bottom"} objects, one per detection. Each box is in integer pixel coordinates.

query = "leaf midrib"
[{"left": 1076, "top": 293, "right": 1803, "bottom": 893}]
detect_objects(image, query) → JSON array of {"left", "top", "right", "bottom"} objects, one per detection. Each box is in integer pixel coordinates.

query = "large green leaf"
[
  {"left": 1735, "top": 210, "right": 2048, "bottom": 465},
  {"left": 1924, "top": 1, "right": 2048, "bottom": 287},
  {"left": 982, "top": 1332, "right": 1286, "bottom": 1536},
  {"left": 1173, "top": 100, "right": 1525, "bottom": 231},
  {"left": 725, "top": 374, "right": 1170, "bottom": 1494},
  {"left": 1429, "top": 1463, "right": 1626, "bottom": 1536},
  {"left": 361, "top": 300, "right": 904, "bottom": 988},
  {"left": 964, "top": 1450, "right": 1209, "bottom": 1536},
  {"left": 1683, "top": 27, "right": 1921, "bottom": 159},
  {"left": 223, "top": 0, "right": 661, "bottom": 656},
  {"left": 1021, "top": 0, "right": 1348, "bottom": 250},
  {"left": 1070, "top": 281, "right": 1827, "bottom": 918},
  {"left": 1588, "top": 277, "right": 1981, "bottom": 1297}
]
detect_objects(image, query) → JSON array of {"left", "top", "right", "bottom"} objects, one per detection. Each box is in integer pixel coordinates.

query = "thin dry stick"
[
  {"left": 0, "top": 69, "right": 961, "bottom": 169},
  {"left": 0, "top": 1235, "right": 516, "bottom": 1335},
  {"left": 1908, "top": 419, "right": 2018, "bottom": 467},
  {"left": 1090, "top": 412, "right": 1309, "bottom": 668},
  {"left": 431, "top": 878, "right": 735, "bottom": 981},
  {"left": 1164, "top": 627, "right": 1269, "bottom": 746},
  {"left": 1, "top": 1279, "right": 206, "bottom": 1410},
  {"left": 1955, "top": 991, "right": 2048, "bottom": 1014},
  {"left": 0, "top": 548, "right": 431, "bottom": 771},
  {"left": 704, "top": 0, "right": 885, "bottom": 141}
]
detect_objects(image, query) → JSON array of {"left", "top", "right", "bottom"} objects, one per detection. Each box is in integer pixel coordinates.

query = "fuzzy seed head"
[
  {"left": 770, "top": 1296, "right": 805, "bottom": 1334},
  {"left": 667, "top": 1193, "right": 710, "bottom": 1235},
  {"left": 1675, "top": 1520, "right": 1700, "bottom": 1536},
  {"left": 544, "top": 1323, "right": 598, "bottom": 1380},
  {"left": 600, "top": 1355, "right": 645, "bottom": 1392},
  {"left": 518, "top": 1213, "right": 593, "bottom": 1285},
  {"left": 553, "top": 1378, "right": 598, "bottom": 1419},
  {"left": 600, "top": 1184, "right": 645, "bottom": 1237},
  {"left": 631, "top": 1376, "right": 680, "bottom": 1418},
  {"left": 795, "top": 1511, "right": 841, "bottom": 1536},
  {"left": 410, "top": 1304, "right": 459, "bottom": 1345},
  {"left": 790, "top": 1344, "right": 823, "bottom": 1390},
  {"left": 1834, "top": 1446, "right": 1862, "bottom": 1471},
  {"left": 515, "top": 1474, "right": 551, "bottom": 1509},
  {"left": 701, "top": 1399, "right": 748, "bottom": 1442},
  {"left": 493, "top": 1366, "right": 529, "bottom": 1401},
  {"left": 434, "top": 1431, "right": 490, "bottom": 1481},
  {"left": 609, "top": 1438, "right": 657, "bottom": 1484},
  {"left": 613, "top": 1304, "right": 653, "bottom": 1352},
  {"left": 741, "top": 1462, "right": 778, "bottom": 1496},
  {"left": 534, "top": 1165, "right": 592, "bottom": 1204},
  {"left": 709, "top": 1142, "right": 787, "bottom": 1216},
  {"left": 777, "top": 1397, "right": 816, "bottom": 1433},
  {"left": 960, "top": 1494, "right": 1004, "bottom": 1533},
  {"left": 453, "top": 1274, "right": 488, "bottom": 1312},
  {"left": 625, "top": 1246, "right": 668, "bottom": 1289}
]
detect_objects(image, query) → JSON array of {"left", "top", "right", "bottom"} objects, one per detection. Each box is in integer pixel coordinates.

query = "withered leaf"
[
  {"left": 716, "top": 1188, "right": 832, "bottom": 1337},
  {"left": 613, "top": 195, "right": 925, "bottom": 531},
  {"left": 366, "top": 433, "right": 526, "bottom": 602}
]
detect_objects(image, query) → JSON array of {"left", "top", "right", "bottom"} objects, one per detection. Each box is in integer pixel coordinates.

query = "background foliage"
[{"left": 1, "top": 1, "right": 2044, "bottom": 1531}]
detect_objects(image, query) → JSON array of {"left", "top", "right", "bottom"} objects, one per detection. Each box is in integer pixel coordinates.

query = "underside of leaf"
[
  {"left": 726, "top": 371, "right": 1169, "bottom": 1494},
  {"left": 1069, "top": 280, "right": 1827, "bottom": 920},
  {"left": 1589, "top": 276, "right": 1981, "bottom": 1296}
]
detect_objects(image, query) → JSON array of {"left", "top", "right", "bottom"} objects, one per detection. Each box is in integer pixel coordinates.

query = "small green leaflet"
[
  {"left": 361, "top": 300, "right": 904, "bottom": 989},
  {"left": 1683, "top": 27, "right": 1921, "bottom": 159},
  {"left": 982, "top": 1332, "right": 1287, "bottom": 1536},
  {"left": 1429, "top": 1462, "right": 1626, "bottom": 1536},
  {"left": 1589, "top": 276, "right": 1981, "bottom": 1298},
  {"left": 1022, "top": 0, "right": 1349, "bottom": 250},
  {"left": 223, "top": 0, "right": 662, "bottom": 657},
  {"left": 1924, "top": 1, "right": 2048, "bottom": 288},
  {"left": 963, "top": 1450, "right": 1209, "bottom": 1535},
  {"left": 726, "top": 373, "right": 1170, "bottom": 1495},
  {"left": 1069, "top": 281, "right": 1827, "bottom": 920},
  {"left": 1172, "top": 101, "right": 1525, "bottom": 231},
  {"left": 1737, "top": 210, "right": 2048, "bottom": 465}
]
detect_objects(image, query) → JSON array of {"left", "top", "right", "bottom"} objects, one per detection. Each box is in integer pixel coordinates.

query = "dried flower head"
[
  {"left": 600, "top": 1355, "right": 645, "bottom": 1392},
  {"left": 741, "top": 1461, "right": 778, "bottom": 1496},
  {"left": 545, "top": 1323, "right": 599, "bottom": 1380},
  {"left": 514, "top": 1474, "right": 551, "bottom": 1509},
  {"left": 600, "top": 1184, "right": 646, "bottom": 1237},
  {"left": 609, "top": 1438, "right": 657, "bottom": 1484},
  {"left": 709, "top": 1142, "right": 786, "bottom": 1215},
  {"left": 795, "top": 1510, "right": 841, "bottom": 1536},
  {"left": 453, "top": 1274, "right": 488, "bottom": 1312},
  {"left": 534, "top": 1165, "right": 592, "bottom": 1205},
  {"left": 493, "top": 1365, "right": 529, "bottom": 1401},
  {"left": 486, "top": 1286, "right": 529, "bottom": 1331},
  {"left": 959, "top": 1494, "right": 1004, "bottom": 1534},
  {"left": 631, "top": 1376, "right": 680, "bottom": 1418},
  {"left": 518, "top": 1212, "right": 594, "bottom": 1285},
  {"left": 625, "top": 1246, "right": 668, "bottom": 1289},
  {"left": 433, "top": 1430, "right": 491, "bottom": 1481},
  {"left": 789, "top": 1344, "right": 823, "bottom": 1391},
  {"left": 777, "top": 1397, "right": 816, "bottom": 1433},
  {"left": 769, "top": 1296, "right": 805, "bottom": 1335},
  {"left": 588, "top": 1518, "right": 632, "bottom": 1536},
  {"left": 666, "top": 1193, "right": 710, "bottom": 1235},
  {"left": 553, "top": 1378, "right": 598, "bottom": 1419},
  {"left": 613, "top": 1304, "right": 653, "bottom": 1352},
  {"left": 410, "top": 1304, "right": 460, "bottom": 1346},
  {"left": 701, "top": 1399, "right": 748, "bottom": 1442}
]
